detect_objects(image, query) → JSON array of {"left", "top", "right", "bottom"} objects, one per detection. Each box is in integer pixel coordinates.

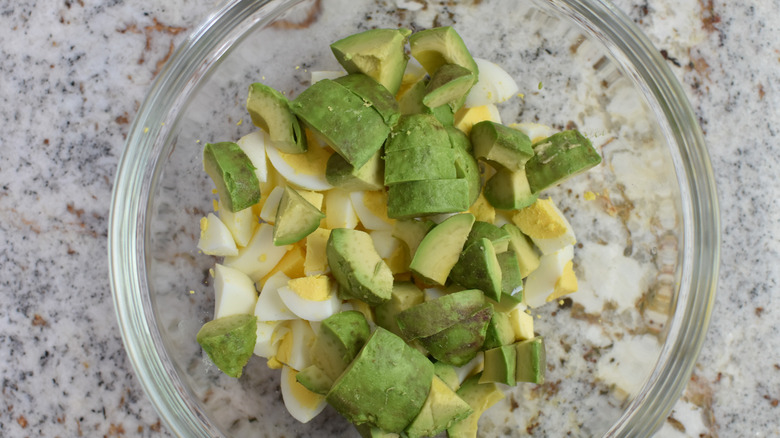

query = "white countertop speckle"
[{"left": 0, "top": 0, "right": 778, "bottom": 436}]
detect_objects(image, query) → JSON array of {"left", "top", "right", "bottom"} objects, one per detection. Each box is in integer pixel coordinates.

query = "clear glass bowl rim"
[{"left": 108, "top": 0, "right": 721, "bottom": 436}]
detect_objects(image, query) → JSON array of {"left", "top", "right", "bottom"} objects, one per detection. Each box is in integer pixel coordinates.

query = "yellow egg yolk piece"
[
  {"left": 547, "top": 260, "right": 578, "bottom": 302},
  {"left": 278, "top": 142, "right": 332, "bottom": 177},
  {"left": 287, "top": 275, "right": 332, "bottom": 301},
  {"left": 362, "top": 190, "right": 394, "bottom": 224},
  {"left": 511, "top": 198, "right": 569, "bottom": 239}
]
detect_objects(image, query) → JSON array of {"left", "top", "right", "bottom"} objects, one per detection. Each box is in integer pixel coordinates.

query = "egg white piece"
[
  {"left": 277, "top": 284, "right": 342, "bottom": 322},
  {"left": 236, "top": 130, "right": 269, "bottom": 183},
  {"left": 276, "top": 319, "right": 316, "bottom": 371},
  {"left": 509, "top": 122, "right": 554, "bottom": 143},
  {"left": 325, "top": 189, "right": 358, "bottom": 229},
  {"left": 464, "top": 58, "right": 520, "bottom": 108},
  {"left": 349, "top": 191, "right": 394, "bottom": 231},
  {"left": 197, "top": 213, "right": 239, "bottom": 256},
  {"left": 254, "top": 271, "right": 297, "bottom": 322},
  {"left": 266, "top": 143, "right": 333, "bottom": 191},
  {"left": 223, "top": 223, "right": 290, "bottom": 282},
  {"left": 212, "top": 264, "right": 258, "bottom": 320},
  {"left": 454, "top": 352, "right": 485, "bottom": 385},
  {"left": 368, "top": 230, "right": 402, "bottom": 259},
  {"left": 424, "top": 287, "right": 446, "bottom": 302},
  {"left": 310, "top": 70, "right": 345, "bottom": 83},
  {"left": 527, "top": 202, "right": 577, "bottom": 255},
  {"left": 254, "top": 320, "right": 286, "bottom": 358},
  {"left": 523, "top": 245, "right": 574, "bottom": 308},
  {"left": 259, "top": 185, "right": 285, "bottom": 224},
  {"left": 218, "top": 201, "right": 257, "bottom": 248},
  {"left": 280, "top": 365, "right": 327, "bottom": 423}
]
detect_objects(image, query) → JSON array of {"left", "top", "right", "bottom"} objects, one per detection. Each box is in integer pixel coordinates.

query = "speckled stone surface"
[{"left": 0, "top": 0, "right": 777, "bottom": 437}]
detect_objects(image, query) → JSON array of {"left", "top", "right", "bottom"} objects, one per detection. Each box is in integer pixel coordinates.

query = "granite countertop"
[{"left": 1, "top": 0, "right": 778, "bottom": 436}]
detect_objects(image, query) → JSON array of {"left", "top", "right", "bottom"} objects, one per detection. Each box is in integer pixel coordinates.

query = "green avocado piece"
[
  {"left": 246, "top": 83, "right": 307, "bottom": 154},
  {"left": 447, "top": 374, "right": 505, "bottom": 438},
  {"left": 396, "top": 289, "right": 485, "bottom": 340},
  {"left": 384, "top": 113, "right": 450, "bottom": 153},
  {"left": 398, "top": 77, "right": 455, "bottom": 126},
  {"left": 196, "top": 314, "right": 257, "bottom": 378},
  {"left": 354, "top": 424, "right": 401, "bottom": 438},
  {"left": 330, "top": 28, "right": 412, "bottom": 95},
  {"left": 409, "top": 213, "right": 475, "bottom": 285},
  {"left": 480, "top": 344, "right": 517, "bottom": 386},
  {"left": 387, "top": 179, "right": 471, "bottom": 219},
  {"left": 449, "top": 238, "right": 502, "bottom": 301},
  {"left": 470, "top": 121, "right": 534, "bottom": 172},
  {"left": 392, "top": 219, "right": 435, "bottom": 259},
  {"left": 419, "top": 303, "right": 493, "bottom": 366},
  {"left": 291, "top": 79, "right": 390, "bottom": 168},
  {"left": 384, "top": 146, "right": 457, "bottom": 185},
  {"left": 481, "top": 311, "right": 515, "bottom": 351},
  {"left": 326, "top": 228, "right": 394, "bottom": 305},
  {"left": 501, "top": 223, "right": 541, "bottom": 278},
  {"left": 516, "top": 336, "right": 546, "bottom": 384},
  {"left": 496, "top": 250, "right": 524, "bottom": 303},
  {"left": 423, "top": 64, "right": 475, "bottom": 111},
  {"left": 296, "top": 364, "right": 334, "bottom": 395},
  {"left": 326, "top": 327, "right": 434, "bottom": 433},
  {"left": 433, "top": 361, "right": 461, "bottom": 391},
  {"left": 452, "top": 144, "right": 482, "bottom": 206},
  {"left": 405, "top": 375, "right": 473, "bottom": 438},
  {"left": 466, "top": 221, "right": 511, "bottom": 253},
  {"left": 311, "top": 310, "right": 371, "bottom": 381},
  {"left": 447, "top": 125, "right": 472, "bottom": 152},
  {"left": 334, "top": 73, "right": 401, "bottom": 126},
  {"left": 202, "top": 142, "right": 261, "bottom": 213},
  {"left": 526, "top": 129, "right": 602, "bottom": 192},
  {"left": 273, "top": 186, "right": 325, "bottom": 245},
  {"left": 483, "top": 166, "right": 538, "bottom": 210},
  {"left": 374, "top": 282, "right": 425, "bottom": 337},
  {"left": 326, "top": 149, "right": 384, "bottom": 191},
  {"left": 409, "top": 27, "right": 479, "bottom": 82}
]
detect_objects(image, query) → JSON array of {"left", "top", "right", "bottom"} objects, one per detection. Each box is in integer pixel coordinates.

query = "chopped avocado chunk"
[
  {"left": 326, "top": 149, "right": 384, "bottom": 191},
  {"left": 525, "top": 129, "right": 602, "bottom": 193},
  {"left": 410, "top": 213, "right": 475, "bottom": 285},
  {"left": 397, "top": 76, "right": 455, "bottom": 126},
  {"left": 409, "top": 27, "right": 479, "bottom": 81},
  {"left": 326, "top": 327, "right": 434, "bottom": 433},
  {"left": 334, "top": 73, "right": 401, "bottom": 126},
  {"left": 330, "top": 28, "right": 412, "bottom": 95},
  {"left": 502, "top": 223, "right": 541, "bottom": 278},
  {"left": 449, "top": 238, "right": 502, "bottom": 301},
  {"left": 496, "top": 250, "right": 524, "bottom": 302},
  {"left": 326, "top": 228, "right": 394, "bottom": 305},
  {"left": 296, "top": 364, "right": 334, "bottom": 395},
  {"left": 433, "top": 361, "right": 461, "bottom": 391},
  {"left": 466, "top": 221, "right": 511, "bottom": 253},
  {"left": 311, "top": 310, "right": 371, "bottom": 381},
  {"left": 387, "top": 179, "right": 471, "bottom": 219},
  {"left": 396, "top": 289, "right": 486, "bottom": 340},
  {"left": 452, "top": 144, "right": 482, "bottom": 206},
  {"left": 423, "top": 63, "right": 475, "bottom": 111},
  {"left": 374, "top": 282, "right": 425, "bottom": 336},
  {"left": 447, "top": 125, "right": 472, "bottom": 152},
  {"left": 354, "top": 424, "right": 401, "bottom": 438},
  {"left": 246, "top": 83, "right": 308, "bottom": 154},
  {"left": 419, "top": 303, "right": 493, "bottom": 366},
  {"left": 480, "top": 344, "right": 517, "bottom": 386},
  {"left": 203, "top": 142, "right": 261, "bottom": 213},
  {"left": 196, "top": 314, "right": 257, "bottom": 378},
  {"left": 515, "top": 336, "right": 546, "bottom": 384},
  {"left": 482, "top": 311, "right": 515, "bottom": 351},
  {"left": 291, "top": 79, "right": 390, "bottom": 168},
  {"left": 384, "top": 146, "right": 457, "bottom": 185},
  {"left": 483, "top": 166, "right": 538, "bottom": 210},
  {"left": 470, "top": 120, "right": 534, "bottom": 172},
  {"left": 384, "top": 113, "right": 450, "bottom": 153},
  {"left": 447, "top": 373, "right": 505, "bottom": 438},
  {"left": 273, "top": 186, "right": 325, "bottom": 246},
  {"left": 405, "top": 376, "right": 473, "bottom": 438},
  {"left": 392, "top": 219, "right": 435, "bottom": 260}
]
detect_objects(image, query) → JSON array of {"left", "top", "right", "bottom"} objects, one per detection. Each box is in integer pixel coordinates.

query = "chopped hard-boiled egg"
[
  {"left": 368, "top": 230, "right": 401, "bottom": 259},
  {"left": 275, "top": 318, "right": 316, "bottom": 371},
  {"left": 236, "top": 130, "right": 269, "bottom": 183},
  {"left": 197, "top": 213, "right": 239, "bottom": 256},
  {"left": 310, "top": 70, "right": 346, "bottom": 83},
  {"left": 259, "top": 185, "right": 285, "bottom": 224},
  {"left": 350, "top": 190, "right": 395, "bottom": 231},
  {"left": 280, "top": 365, "right": 327, "bottom": 423},
  {"left": 464, "top": 57, "right": 520, "bottom": 108},
  {"left": 254, "top": 320, "right": 287, "bottom": 358},
  {"left": 454, "top": 104, "right": 501, "bottom": 135},
  {"left": 266, "top": 141, "right": 333, "bottom": 191},
  {"left": 277, "top": 276, "right": 341, "bottom": 321},
  {"left": 468, "top": 193, "right": 496, "bottom": 224},
  {"left": 255, "top": 271, "right": 297, "bottom": 321},
  {"left": 453, "top": 352, "right": 485, "bottom": 385},
  {"left": 512, "top": 198, "right": 576, "bottom": 255},
  {"left": 212, "top": 263, "right": 258, "bottom": 319},
  {"left": 524, "top": 245, "right": 574, "bottom": 308},
  {"left": 218, "top": 201, "right": 257, "bottom": 248},
  {"left": 508, "top": 305, "right": 535, "bottom": 341},
  {"left": 508, "top": 122, "right": 554, "bottom": 144},
  {"left": 324, "top": 189, "right": 359, "bottom": 229},
  {"left": 223, "top": 223, "right": 291, "bottom": 281},
  {"left": 259, "top": 243, "right": 306, "bottom": 286},
  {"left": 546, "top": 260, "right": 578, "bottom": 303},
  {"left": 298, "top": 190, "right": 324, "bottom": 210},
  {"left": 304, "top": 228, "right": 331, "bottom": 276}
]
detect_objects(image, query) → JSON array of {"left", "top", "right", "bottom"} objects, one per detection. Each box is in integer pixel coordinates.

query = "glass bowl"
[{"left": 109, "top": 0, "right": 720, "bottom": 436}]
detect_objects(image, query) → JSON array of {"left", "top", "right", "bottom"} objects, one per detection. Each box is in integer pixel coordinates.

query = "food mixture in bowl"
[{"left": 133, "top": 0, "right": 698, "bottom": 436}]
